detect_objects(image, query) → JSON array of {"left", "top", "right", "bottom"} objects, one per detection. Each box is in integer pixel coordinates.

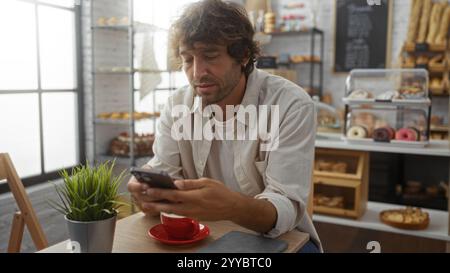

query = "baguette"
[
  {"left": 407, "top": 0, "right": 423, "bottom": 43},
  {"left": 417, "top": 0, "right": 432, "bottom": 43},
  {"left": 435, "top": 5, "right": 450, "bottom": 45},
  {"left": 426, "top": 3, "right": 444, "bottom": 45}
]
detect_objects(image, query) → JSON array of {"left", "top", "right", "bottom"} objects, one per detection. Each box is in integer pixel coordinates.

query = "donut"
[
  {"left": 395, "top": 128, "right": 418, "bottom": 141},
  {"left": 347, "top": 125, "right": 368, "bottom": 139},
  {"left": 373, "top": 126, "right": 395, "bottom": 142},
  {"left": 349, "top": 89, "right": 373, "bottom": 99}
]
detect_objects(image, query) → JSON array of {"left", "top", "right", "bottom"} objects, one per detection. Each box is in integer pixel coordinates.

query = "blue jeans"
[{"left": 297, "top": 240, "right": 321, "bottom": 253}]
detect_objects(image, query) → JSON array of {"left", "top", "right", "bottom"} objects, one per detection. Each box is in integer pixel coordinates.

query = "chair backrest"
[{"left": 0, "top": 153, "right": 48, "bottom": 252}]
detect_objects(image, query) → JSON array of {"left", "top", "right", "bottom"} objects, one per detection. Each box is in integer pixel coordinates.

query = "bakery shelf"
[
  {"left": 313, "top": 205, "right": 359, "bottom": 218},
  {"left": 342, "top": 137, "right": 429, "bottom": 148},
  {"left": 313, "top": 201, "right": 450, "bottom": 242},
  {"left": 94, "top": 117, "right": 158, "bottom": 125},
  {"left": 91, "top": 1, "right": 175, "bottom": 168},
  {"left": 342, "top": 98, "right": 431, "bottom": 107},
  {"left": 97, "top": 155, "right": 153, "bottom": 167},
  {"left": 430, "top": 125, "right": 449, "bottom": 133},
  {"left": 265, "top": 27, "right": 324, "bottom": 36},
  {"left": 314, "top": 132, "right": 450, "bottom": 157},
  {"left": 91, "top": 23, "right": 167, "bottom": 33},
  {"left": 314, "top": 178, "right": 360, "bottom": 189},
  {"left": 93, "top": 68, "right": 172, "bottom": 74},
  {"left": 404, "top": 42, "right": 448, "bottom": 53}
]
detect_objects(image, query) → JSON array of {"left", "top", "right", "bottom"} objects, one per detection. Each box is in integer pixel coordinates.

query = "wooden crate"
[{"left": 313, "top": 149, "right": 369, "bottom": 219}]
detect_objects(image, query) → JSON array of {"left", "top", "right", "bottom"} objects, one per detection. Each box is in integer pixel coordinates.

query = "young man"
[{"left": 127, "top": 0, "right": 321, "bottom": 252}]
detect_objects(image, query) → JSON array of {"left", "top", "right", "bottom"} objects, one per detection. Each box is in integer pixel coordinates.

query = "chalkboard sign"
[{"left": 333, "top": 0, "right": 392, "bottom": 72}]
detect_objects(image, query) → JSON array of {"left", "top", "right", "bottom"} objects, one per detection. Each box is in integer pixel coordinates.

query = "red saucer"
[{"left": 148, "top": 224, "right": 210, "bottom": 245}]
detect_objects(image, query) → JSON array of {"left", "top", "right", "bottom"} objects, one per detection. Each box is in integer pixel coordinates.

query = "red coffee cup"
[{"left": 160, "top": 212, "right": 200, "bottom": 240}]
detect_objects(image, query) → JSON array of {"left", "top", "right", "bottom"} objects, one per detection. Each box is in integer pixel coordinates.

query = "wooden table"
[{"left": 38, "top": 212, "right": 309, "bottom": 253}]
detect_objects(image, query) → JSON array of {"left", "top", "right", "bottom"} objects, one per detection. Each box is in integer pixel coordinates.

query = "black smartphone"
[{"left": 130, "top": 167, "right": 177, "bottom": 189}]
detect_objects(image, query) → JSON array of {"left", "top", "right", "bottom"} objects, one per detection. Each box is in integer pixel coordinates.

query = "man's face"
[{"left": 180, "top": 42, "right": 243, "bottom": 105}]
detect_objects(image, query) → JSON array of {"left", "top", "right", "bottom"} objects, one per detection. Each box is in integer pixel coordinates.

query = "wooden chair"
[{"left": 0, "top": 153, "right": 48, "bottom": 252}]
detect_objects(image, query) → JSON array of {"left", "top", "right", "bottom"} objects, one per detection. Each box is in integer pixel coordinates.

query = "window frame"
[{"left": 0, "top": 0, "right": 85, "bottom": 193}]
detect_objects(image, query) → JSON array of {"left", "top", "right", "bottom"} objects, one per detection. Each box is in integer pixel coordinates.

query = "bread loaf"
[
  {"left": 426, "top": 3, "right": 444, "bottom": 45},
  {"left": 407, "top": 0, "right": 423, "bottom": 43},
  {"left": 417, "top": 0, "right": 432, "bottom": 43},
  {"left": 435, "top": 5, "right": 450, "bottom": 45}
]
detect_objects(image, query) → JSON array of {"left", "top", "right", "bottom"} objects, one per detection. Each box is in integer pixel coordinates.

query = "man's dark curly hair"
[{"left": 168, "top": 0, "right": 260, "bottom": 77}]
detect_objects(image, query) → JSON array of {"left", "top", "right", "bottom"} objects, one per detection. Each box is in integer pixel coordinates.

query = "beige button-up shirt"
[{"left": 146, "top": 68, "right": 321, "bottom": 249}]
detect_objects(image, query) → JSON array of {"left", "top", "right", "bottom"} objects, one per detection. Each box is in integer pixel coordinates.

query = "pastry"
[
  {"left": 416, "top": 0, "right": 432, "bottom": 43},
  {"left": 426, "top": 3, "right": 444, "bottom": 45},
  {"left": 416, "top": 55, "right": 429, "bottom": 65},
  {"left": 402, "top": 55, "right": 415, "bottom": 68},
  {"left": 316, "top": 160, "right": 333, "bottom": 172},
  {"left": 406, "top": 0, "right": 423, "bottom": 43},
  {"left": 430, "top": 78, "right": 443, "bottom": 92},
  {"left": 348, "top": 89, "right": 372, "bottom": 99},
  {"left": 395, "top": 127, "right": 419, "bottom": 141},
  {"left": 429, "top": 54, "right": 445, "bottom": 72},
  {"left": 354, "top": 113, "right": 375, "bottom": 136},
  {"left": 376, "top": 90, "right": 403, "bottom": 100},
  {"left": 97, "top": 17, "right": 107, "bottom": 26},
  {"left": 331, "top": 162, "right": 347, "bottom": 173},
  {"left": 380, "top": 207, "right": 429, "bottom": 230},
  {"left": 435, "top": 6, "right": 450, "bottom": 44},
  {"left": 347, "top": 125, "right": 368, "bottom": 139},
  {"left": 430, "top": 115, "right": 443, "bottom": 126},
  {"left": 97, "top": 112, "right": 111, "bottom": 119},
  {"left": 373, "top": 126, "right": 395, "bottom": 142},
  {"left": 399, "top": 85, "right": 424, "bottom": 98},
  {"left": 107, "top": 16, "right": 118, "bottom": 26},
  {"left": 426, "top": 185, "right": 439, "bottom": 197}
]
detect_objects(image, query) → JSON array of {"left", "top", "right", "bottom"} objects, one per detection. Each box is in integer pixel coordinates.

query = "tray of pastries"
[
  {"left": 97, "top": 111, "right": 160, "bottom": 120},
  {"left": 379, "top": 207, "right": 429, "bottom": 230}
]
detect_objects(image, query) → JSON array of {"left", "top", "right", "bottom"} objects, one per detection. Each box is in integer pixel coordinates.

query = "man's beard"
[{"left": 191, "top": 64, "right": 242, "bottom": 105}]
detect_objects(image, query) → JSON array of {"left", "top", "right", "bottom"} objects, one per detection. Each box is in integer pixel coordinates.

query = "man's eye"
[
  {"left": 205, "top": 54, "right": 218, "bottom": 60},
  {"left": 183, "top": 58, "right": 193, "bottom": 64}
]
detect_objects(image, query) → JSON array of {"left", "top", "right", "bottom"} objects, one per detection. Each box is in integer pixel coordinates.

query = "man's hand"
[
  {"left": 142, "top": 178, "right": 242, "bottom": 221},
  {"left": 127, "top": 174, "right": 162, "bottom": 217},
  {"left": 142, "top": 178, "right": 278, "bottom": 234}
]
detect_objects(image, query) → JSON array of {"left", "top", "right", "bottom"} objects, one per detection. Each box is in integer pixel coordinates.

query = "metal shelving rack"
[
  {"left": 90, "top": 0, "right": 173, "bottom": 167},
  {"left": 267, "top": 27, "right": 325, "bottom": 98}
]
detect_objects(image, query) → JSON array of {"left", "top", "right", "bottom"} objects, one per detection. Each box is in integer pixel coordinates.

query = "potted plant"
[{"left": 48, "top": 160, "right": 126, "bottom": 253}]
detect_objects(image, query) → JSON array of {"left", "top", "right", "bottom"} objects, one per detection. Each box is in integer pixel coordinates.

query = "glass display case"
[{"left": 343, "top": 69, "right": 431, "bottom": 148}]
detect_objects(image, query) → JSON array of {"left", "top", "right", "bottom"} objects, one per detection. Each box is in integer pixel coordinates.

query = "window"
[
  {"left": 0, "top": 0, "right": 82, "bottom": 189},
  {"left": 133, "top": 0, "right": 194, "bottom": 134}
]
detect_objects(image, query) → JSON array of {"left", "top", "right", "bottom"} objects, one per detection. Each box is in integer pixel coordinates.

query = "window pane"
[
  {"left": 39, "top": 0, "right": 75, "bottom": 8},
  {"left": 39, "top": 6, "right": 76, "bottom": 89},
  {"left": 0, "top": 94, "right": 41, "bottom": 177},
  {"left": 0, "top": 0, "right": 38, "bottom": 90},
  {"left": 42, "top": 92, "right": 78, "bottom": 172}
]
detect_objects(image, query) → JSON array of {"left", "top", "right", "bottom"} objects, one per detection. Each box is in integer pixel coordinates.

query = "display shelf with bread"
[
  {"left": 313, "top": 149, "right": 369, "bottom": 219},
  {"left": 343, "top": 69, "right": 431, "bottom": 148},
  {"left": 403, "top": 0, "right": 450, "bottom": 53},
  {"left": 90, "top": 0, "right": 174, "bottom": 168},
  {"left": 260, "top": 25, "right": 324, "bottom": 98}
]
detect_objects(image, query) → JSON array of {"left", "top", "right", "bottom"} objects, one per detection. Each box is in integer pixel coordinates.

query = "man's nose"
[{"left": 193, "top": 58, "right": 208, "bottom": 80}]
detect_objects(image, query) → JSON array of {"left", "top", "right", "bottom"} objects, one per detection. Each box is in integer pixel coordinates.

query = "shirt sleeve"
[
  {"left": 255, "top": 102, "right": 316, "bottom": 238},
  {"left": 145, "top": 96, "right": 184, "bottom": 180}
]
